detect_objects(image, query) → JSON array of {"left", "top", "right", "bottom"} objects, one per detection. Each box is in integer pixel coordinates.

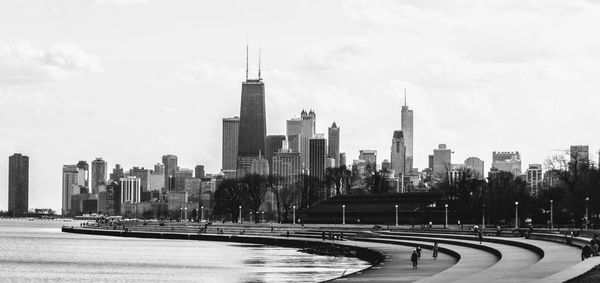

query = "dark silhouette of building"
[
  {"left": 110, "top": 164, "right": 124, "bottom": 182},
  {"left": 222, "top": 117, "right": 239, "bottom": 179},
  {"left": 162, "top": 154, "right": 178, "bottom": 191},
  {"left": 195, "top": 165, "right": 205, "bottom": 179},
  {"left": 9, "top": 153, "right": 29, "bottom": 216},
  {"left": 91, "top": 158, "right": 107, "bottom": 195},
  {"left": 328, "top": 122, "right": 340, "bottom": 167},
  {"left": 265, "top": 135, "right": 286, "bottom": 174},
  {"left": 309, "top": 136, "right": 326, "bottom": 181},
  {"left": 237, "top": 48, "right": 266, "bottom": 178},
  {"left": 76, "top": 160, "right": 89, "bottom": 192}
]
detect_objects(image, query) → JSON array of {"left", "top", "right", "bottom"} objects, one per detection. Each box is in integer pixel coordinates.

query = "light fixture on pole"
[
  {"left": 482, "top": 204, "right": 486, "bottom": 229},
  {"left": 239, "top": 205, "right": 242, "bottom": 223},
  {"left": 395, "top": 204, "right": 399, "bottom": 227},
  {"left": 342, "top": 204, "right": 346, "bottom": 225},
  {"left": 586, "top": 197, "right": 590, "bottom": 229},
  {"left": 292, "top": 205, "right": 296, "bottom": 224},
  {"left": 201, "top": 206, "right": 204, "bottom": 222},
  {"left": 550, "top": 200, "right": 554, "bottom": 230},
  {"left": 444, "top": 204, "right": 448, "bottom": 228},
  {"left": 184, "top": 207, "right": 188, "bottom": 220},
  {"left": 514, "top": 201, "right": 519, "bottom": 229}
]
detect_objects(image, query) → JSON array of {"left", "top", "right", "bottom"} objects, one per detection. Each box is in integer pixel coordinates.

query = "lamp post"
[
  {"left": 585, "top": 197, "right": 589, "bottom": 229},
  {"left": 482, "top": 204, "right": 486, "bottom": 229},
  {"left": 261, "top": 211, "right": 264, "bottom": 223},
  {"left": 201, "top": 206, "right": 204, "bottom": 222},
  {"left": 395, "top": 204, "right": 399, "bottom": 227},
  {"left": 342, "top": 204, "right": 346, "bottom": 225},
  {"left": 444, "top": 204, "right": 448, "bottom": 229},
  {"left": 293, "top": 205, "right": 296, "bottom": 224},
  {"left": 238, "top": 205, "right": 242, "bottom": 223},
  {"left": 250, "top": 211, "right": 253, "bottom": 223},
  {"left": 184, "top": 207, "right": 188, "bottom": 220},
  {"left": 514, "top": 201, "right": 519, "bottom": 229},
  {"left": 550, "top": 200, "right": 554, "bottom": 230},
  {"left": 180, "top": 207, "right": 183, "bottom": 220}
]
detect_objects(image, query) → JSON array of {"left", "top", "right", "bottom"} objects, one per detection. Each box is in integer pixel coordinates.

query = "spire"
[
  {"left": 404, "top": 88, "right": 407, "bottom": 106},
  {"left": 258, "top": 48, "right": 261, "bottom": 80},
  {"left": 245, "top": 43, "right": 249, "bottom": 81}
]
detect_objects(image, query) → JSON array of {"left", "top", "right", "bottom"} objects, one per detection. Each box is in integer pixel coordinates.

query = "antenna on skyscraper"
[
  {"left": 246, "top": 42, "right": 249, "bottom": 81},
  {"left": 404, "top": 88, "right": 407, "bottom": 106},
  {"left": 258, "top": 48, "right": 261, "bottom": 80}
]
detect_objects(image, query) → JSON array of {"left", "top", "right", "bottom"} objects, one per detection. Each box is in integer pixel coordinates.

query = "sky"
[{"left": 1, "top": 0, "right": 600, "bottom": 212}]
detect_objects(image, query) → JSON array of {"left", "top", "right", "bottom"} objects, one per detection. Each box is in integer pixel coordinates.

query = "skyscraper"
[
  {"left": 526, "top": 164, "right": 543, "bottom": 196},
  {"left": 222, "top": 116, "right": 239, "bottom": 179},
  {"left": 492, "top": 151, "right": 521, "bottom": 177},
  {"left": 300, "top": 110, "right": 316, "bottom": 169},
  {"left": 465, "top": 157, "right": 485, "bottom": 179},
  {"left": 286, "top": 118, "right": 302, "bottom": 153},
  {"left": 570, "top": 145, "right": 589, "bottom": 171},
  {"left": 91, "top": 158, "right": 107, "bottom": 195},
  {"left": 237, "top": 53, "right": 266, "bottom": 178},
  {"left": 110, "top": 164, "right": 124, "bottom": 181},
  {"left": 401, "top": 93, "right": 414, "bottom": 173},
  {"left": 339, "top": 152, "right": 346, "bottom": 168},
  {"left": 130, "top": 167, "right": 151, "bottom": 192},
  {"left": 265, "top": 135, "right": 286, "bottom": 174},
  {"left": 309, "top": 135, "right": 326, "bottom": 181},
  {"left": 162, "top": 154, "right": 178, "bottom": 191},
  {"left": 76, "top": 161, "right": 89, "bottom": 192},
  {"left": 328, "top": 122, "right": 340, "bottom": 167},
  {"left": 273, "top": 151, "right": 302, "bottom": 186},
  {"left": 390, "top": 130, "right": 406, "bottom": 177},
  {"left": 120, "top": 176, "right": 141, "bottom": 204},
  {"left": 195, "top": 165, "right": 205, "bottom": 179},
  {"left": 62, "top": 165, "right": 82, "bottom": 215},
  {"left": 433, "top": 144, "right": 452, "bottom": 180},
  {"left": 8, "top": 153, "right": 29, "bottom": 216},
  {"left": 359, "top": 150, "right": 378, "bottom": 171}
]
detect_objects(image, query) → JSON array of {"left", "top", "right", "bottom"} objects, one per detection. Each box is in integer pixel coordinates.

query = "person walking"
[
  {"left": 433, "top": 242, "right": 439, "bottom": 259},
  {"left": 411, "top": 250, "right": 419, "bottom": 269},
  {"left": 478, "top": 230, "right": 483, "bottom": 244}
]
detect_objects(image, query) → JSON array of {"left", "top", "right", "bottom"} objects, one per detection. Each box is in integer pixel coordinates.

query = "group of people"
[
  {"left": 411, "top": 242, "right": 439, "bottom": 269},
  {"left": 581, "top": 233, "right": 600, "bottom": 260},
  {"left": 321, "top": 231, "right": 344, "bottom": 241}
]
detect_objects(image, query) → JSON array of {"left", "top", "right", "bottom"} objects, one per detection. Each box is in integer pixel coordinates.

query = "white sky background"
[{"left": 1, "top": 0, "right": 600, "bottom": 211}]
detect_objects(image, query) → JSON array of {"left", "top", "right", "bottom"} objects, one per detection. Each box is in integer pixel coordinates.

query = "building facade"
[
  {"left": 328, "top": 122, "right": 340, "bottom": 167},
  {"left": 286, "top": 118, "right": 302, "bottom": 153},
  {"left": 401, "top": 97, "right": 414, "bottom": 173},
  {"left": 359, "top": 150, "right": 377, "bottom": 171},
  {"left": 300, "top": 110, "right": 316, "bottom": 170},
  {"left": 162, "top": 154, "right": 178, "bottom": 190},
  {"left": 120, "top": 176, "right": 141, "bottom": 204},
  {"left": 309, "top": 136, "right": 326, "bottom": 181},
  {"left": 91, "top": 158, "right": 107, "bottom": 195},
  {"left": 265, "top": 135, "right": 286, "bottom": 174},
  {"left": 526, "top": 164, "right": 543, "bottom": 196},
  {"left": 492, "top": 151, "right": 522, "bottom": 177},
  {"left": 237, "top": 75, "right": 267, "bottom": 178},
  {"left": 433, "top": 144, "right": 452, "bottom": 181},
  {"left": 272, "top": 151, "right": 302, "bottom": 186},
  {"left": 465, "top": 157, "right": 485, "bottom": 180},
  {"left": 8, "top": 153, "right": 29, "bottom": 215},
  {"left": 222, "top": 117, "right": 239, "bottom": 178},
  {"left": 391, "top": 130, "right": 406, "bottom": 177}
]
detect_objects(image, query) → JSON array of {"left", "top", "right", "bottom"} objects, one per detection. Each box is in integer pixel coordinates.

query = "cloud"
[
  {"left": 95, "top": 0, "right": 148, "bottom": 5},
  {"left": 0, "top": 42, "right": 103, "bottom": 86},
  {"left": 294, "top": 37, "right": 374, "bottom": 71}
]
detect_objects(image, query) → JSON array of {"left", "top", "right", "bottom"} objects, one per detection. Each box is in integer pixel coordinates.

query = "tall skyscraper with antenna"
[
  {"left": 401, "top": 89, "right": 414, "bottom": 174},
  {"left": 237, "top": 46, "right": 267, "bottom": 178}
]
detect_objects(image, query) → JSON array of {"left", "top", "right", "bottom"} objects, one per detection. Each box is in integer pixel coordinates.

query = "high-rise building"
[
  {"left": 91, "top": 158, "right": 107, "bottom": 195},
  {"left": 492, "top": 152, "right": 521, "bottom": 177},
  {"left": 62, "top": 165, "right": 78, "bottom": 215},
  {"left": 390, "top": 130, "right": 406, "bottom": 177},
  {"left": 273, "top": 151, "right": 302, "bottom": 186},
  {"left": 195, "top": 165, "right": 205, "bottom": 179},
  {"left": 237, "top": 61, "right": 267, "bottom": 178},
  {"left": 8, "top": 154, "right": 29, "bottom": 215},
  {"left": 465, "top": 157, "right": 485, "bottom": 179},
  {"left": 286, "top": 118, "right": 302, "bottom": 153},
  {"left": 433, "top": 144, "right": 452, "bottom": 180},
  {"left": 222, "top": 116, "right": 239, "bottom": 178},
  {"left": 110, "top": 164, "right": 124, "bottom": 181},
  {"left": 526, "top": 164, "right": 543, "bottom": 196},
  {"left": 381, "top": 159, "right": 391, "bottom": 171},
  {"left": 250, "top": 154, "right": 270, "bottom": 176},
  {"left": 76, "top": 161, "right": 89, "bottom": 192},
  {"left": 265, "top": 135, "right": 286, "bottom": 174},
  {"left": 130, "top": 167, "right": 151, "bottom": 192},
  {"left": 401, "top": 94, "right": 414, "bottom": 173},
  {"left": 154, "top": 163, "right": 164, "bottom": 175},
  {"left": 300, "top": 110, "right": 316, "bottom": 169},
  {"left": 309, "top": 135, "right": 326, "bottom": 181},
  {"left": 359, "top": 150, "right": 378, "bottom": 171},
  {"left": 120, "top": 176, "right": 141, "bottom": 204},
  {"left": 162, "top": 154, "right": 178, "bottom": 191},
  {"left": 570, "top": 145, "right": 589, "bottom": 170},
  {"left": 339, "top": 152, "right": 346, "bottom": 168},
  {"left": 175, "top": 168, "right": 194, "bottom": 190},
  {"left": 328, "top": 122, "right": 340, "bottom": 167}
]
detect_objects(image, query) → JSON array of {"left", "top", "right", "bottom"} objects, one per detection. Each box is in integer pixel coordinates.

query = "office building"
[
  {"left": 76, "top": 161, "right": 89, "bottom": 191},
  {"left": 162, "top": 154, "right": 178, "bottom": 190},
  {"left": 110, "top": 164, "right": 124, "bottom": 181},
  {"left": 174, "top": 168, "right": 193, "bottom": 190},
  {"left": 328, "top": 122, "right": 340, "bottom": 167},
  {"left": 286, "top": 118, "right": 302, "bottom": 153},
  {"left": 154, "top": 163, "right": 164, "bottom": 175},
  {"left": 91, "top": 158, "right": 107, "bottom": 195},
  {"left": 120, "top": 176, "right": 141, "bottom": 204},
  {"left": 250, "top": 155, "right": 270, "bottom": 176},
  {"left": 492, "top": 151, "right": 522, "bottom": 177},
  {"left": 401, "top": 94, "right": 414, "bottom": 173},
  {"left": 433, "top": 144, "right": 452, "bottom": 180},
  {"left": 130, "top": 167, "right": 151, "bottom": 192},
  {"left": 526, "top": 164, "right": 543, "bottom": 196},
  {"left": 359, "top": 150, "right": 377, "bottom": 171},
  {"left": 309, "top": 135, "right": 326, "bottom": 181},
  {"left": 265, "top": 135, "right": 286, "bottom": 174},
  {"left": 339, "top": 153, "right": 346, "bottom": 168},
  {"left": 195, "top": 165, "right": 205, "bottom": 179},
  {"left": 222, "top": 117, "right": 239, "bottom": 178},
  {"left": 8, "top": 153, "right": 29, "bottom": 215},
  {"left": 382, "top": 159, "right": 391, "bottom": 171},
  {"left": 273, "top": 151, "right": 302, "bottom": 186},
  {"left": 465, "top": 157, "right": 485, "bottom": 179},
  {"left": 300, "top": 110, "right": 316, "bottom": 169},
  {"left": 62, "top": 164, "right": 88, "bottom": 215},
  {"left": 570, "top": 145, "right": 589, "bottom": 170},
  {"left": 237, "top": 62, "right": 267, "bottom": 178},
  {"left": 390, "top": 130, "right": 406, "bottom": 177}
]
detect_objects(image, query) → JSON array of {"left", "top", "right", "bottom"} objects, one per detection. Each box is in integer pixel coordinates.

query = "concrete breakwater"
[{"left": 61, "top": 226, "right": 385, "bottom": 268}]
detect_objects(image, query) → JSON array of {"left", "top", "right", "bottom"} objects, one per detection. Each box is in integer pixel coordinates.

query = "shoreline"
[{"left": 61, "top": 226, "right": 385, "bottom": 281}]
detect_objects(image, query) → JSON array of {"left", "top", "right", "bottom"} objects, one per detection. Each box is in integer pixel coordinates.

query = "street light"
[
  {"left": 293, "top": 205, "right": 296, "bottom": 224},
  {"left": 342, "top": 204, "right": 346, "bottom": 225},
  {"left": 514, "top": 201, "right": 519, "bottom": 229},
  {"left": 261, "top": 211, "right": 264, "bottom": 223},
  {"left": 180, "top": 207, "right": 183, "bottom": 220},
  {"left": 184, "top": 207, "right": 188, "bottom": 220},
  {"left": 201, "top": 206, "right": 204, "bottom": 222},
  {"left": 482, "top": 204, "right": 486, "bottom": 229},
  {"left": 550, "top": 200, "right": 554, "bottom": 230},
  {"left": 239, "top": 205, "right": 242, "bottom": 223},
  {"left": 444, "top": 204, "right": 448, "bottom": 229},
  {"left": 395, "top": 204, "right": 399, "bottom": 227},
  {"left": 585, "top": 197, "right": 590, "bottom": 229}
]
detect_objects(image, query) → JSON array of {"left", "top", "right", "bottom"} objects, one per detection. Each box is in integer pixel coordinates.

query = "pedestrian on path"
[
  {"left": 411, "top": 250, "right": 419, "bottom": 269},
  {"left": 478, "top": 231, "right": 483, "bottom": 244},
  {"left": 433, "top": 242, "right": 439, "bottom": 259}
]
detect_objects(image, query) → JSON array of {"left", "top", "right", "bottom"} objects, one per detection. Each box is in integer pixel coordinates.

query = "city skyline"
[{"left": 2, "top": 0, "right": 600, "bottom": 212}]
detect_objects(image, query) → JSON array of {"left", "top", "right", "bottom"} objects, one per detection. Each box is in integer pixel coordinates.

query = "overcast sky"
[{"left": 1, "top": 0, "right": 600, "bottom": 212}]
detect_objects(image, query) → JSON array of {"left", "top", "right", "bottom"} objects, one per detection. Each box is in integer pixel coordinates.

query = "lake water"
[{"left": 0, "top": 220, "right": 370, "bottom": 282}]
